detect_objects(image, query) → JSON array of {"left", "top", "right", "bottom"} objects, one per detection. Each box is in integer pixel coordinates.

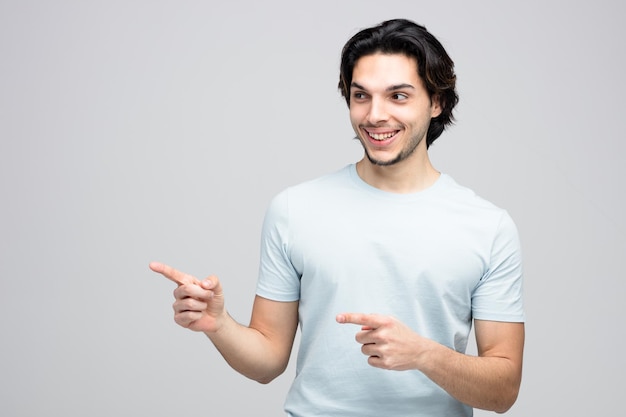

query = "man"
[{"left": 150, "top": 18, "right": 524, "bottom": 416}]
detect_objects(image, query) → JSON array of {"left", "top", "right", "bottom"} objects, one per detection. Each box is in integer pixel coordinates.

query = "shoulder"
[
  {"left": 437, "top": 174, "right": 499, "bottom": 208},
  {"left": 271, "top": 165, "right": 354, "bottom": 203},
  {"left": 263, "top": 165, "right": 353, "bottom": 221},
  {"left": 436, "top": 174, "right": 519, "bottom": 236},
  {"left": 437, "top": 175, "right": 512, "bottom": 216}
]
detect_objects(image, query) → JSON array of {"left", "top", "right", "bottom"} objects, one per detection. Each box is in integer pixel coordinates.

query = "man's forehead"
[{"left": 351, "top": 53, "right": 421, "bottom": 90}]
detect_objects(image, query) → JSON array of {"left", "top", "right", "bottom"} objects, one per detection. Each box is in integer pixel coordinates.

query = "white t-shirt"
[{"left": 256, "top": 164, "right": 524, "bottom": 417}]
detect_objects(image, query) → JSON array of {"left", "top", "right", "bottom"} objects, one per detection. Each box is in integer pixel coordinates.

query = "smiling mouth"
[{"left": 365, "top": 130, "right": 399, "bottom": 141}]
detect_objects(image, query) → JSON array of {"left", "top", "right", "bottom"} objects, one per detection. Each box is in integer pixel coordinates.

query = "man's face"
[{"left": 349, "top": 53, "right": 441, "bottom": 166}]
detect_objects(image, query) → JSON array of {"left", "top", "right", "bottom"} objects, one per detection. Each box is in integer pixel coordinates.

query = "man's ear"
[{"left": 431, "top": 94, "right": 443, "bottom": 118}]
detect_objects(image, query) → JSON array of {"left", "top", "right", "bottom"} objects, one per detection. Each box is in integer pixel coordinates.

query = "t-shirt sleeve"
[
  {"left": 471, "top": 211, "right": 525, "bottom": 322},
  {"left": 255, "top": 189, "right": 301, "bottom": 302}
]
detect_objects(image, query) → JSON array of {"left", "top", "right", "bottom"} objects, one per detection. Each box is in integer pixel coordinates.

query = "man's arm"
[
  {"left": 337, "top": 314, "right": 524, "bottom": 413},
  {"left": 419, "top": 319, "right": 524, "bottom": 413},
  {"left": 208, "top": 296, "right": 299, "bottom": 384},
  {"left": 151, "top": 262, "right": 299, "bottom": 384}
]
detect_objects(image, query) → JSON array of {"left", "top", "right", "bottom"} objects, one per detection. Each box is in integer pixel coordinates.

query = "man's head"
[{"left": 338, "top": 19, "right": 458, "bottom": 148}]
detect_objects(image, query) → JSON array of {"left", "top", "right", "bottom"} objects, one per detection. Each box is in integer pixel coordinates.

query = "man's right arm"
[
  {"left": 150, "top": 262, "right": 298, "bottom": 384},
  {"left": 208, "top": 296, "right": 299, "bottom": 384}
]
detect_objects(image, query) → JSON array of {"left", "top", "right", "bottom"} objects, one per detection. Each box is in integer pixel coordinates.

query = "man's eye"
[
  {"left": 392, "top": 93, "right": 408, "bottom": 100},
  {"left": 353, "top": 92, "right": 367, "bottom": 99}
]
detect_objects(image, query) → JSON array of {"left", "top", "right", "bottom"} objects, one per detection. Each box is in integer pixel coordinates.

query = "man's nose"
[{"left": 367, "top": 97, "right": 389, "bottom": 124}]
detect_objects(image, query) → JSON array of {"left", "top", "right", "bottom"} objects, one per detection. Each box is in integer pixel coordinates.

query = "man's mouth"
[{"left": 366, "top": 130, "right": 399, "bottom": 141}]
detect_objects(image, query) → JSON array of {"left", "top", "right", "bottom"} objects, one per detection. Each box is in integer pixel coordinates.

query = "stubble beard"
[{"left": 357, "top": 130, "right": 426, "bottom": 167}]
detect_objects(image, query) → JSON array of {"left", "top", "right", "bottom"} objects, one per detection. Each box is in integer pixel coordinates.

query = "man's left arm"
[
  {"left": 422, "top": 319, "right": 524, "bottom": 413},
  {"left": 337, "top": 314, "right": 524, "bottom": 413}
]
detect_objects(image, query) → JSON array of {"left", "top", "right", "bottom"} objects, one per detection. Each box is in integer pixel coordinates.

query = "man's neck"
[{"left": 355, "top": 154, "right": 440, "bottom": 194}]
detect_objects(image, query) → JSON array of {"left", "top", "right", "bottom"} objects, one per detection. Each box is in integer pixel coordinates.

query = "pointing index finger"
[
  {"left": 336, "top": 313, "right": 380, "bottom": 328},
  {"left": 149, "top": 261, "right": 196, "bottom": 286}
]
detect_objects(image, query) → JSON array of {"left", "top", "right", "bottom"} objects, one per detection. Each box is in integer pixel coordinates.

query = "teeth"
[{"left": 368, "top": 131, "right": 396, "bottom": 141}]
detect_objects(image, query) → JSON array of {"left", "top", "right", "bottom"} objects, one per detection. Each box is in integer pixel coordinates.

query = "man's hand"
[
  {"left": 149, "top": 262, "right": 226, "bottom": 333},
  {"left": 336, "top": 313, "right": 431, "bottom": 371}
]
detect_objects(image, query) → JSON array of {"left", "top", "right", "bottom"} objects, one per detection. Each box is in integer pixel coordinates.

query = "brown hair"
[{"left": 338, "top": 19, "right": 459, "bottom": 147}]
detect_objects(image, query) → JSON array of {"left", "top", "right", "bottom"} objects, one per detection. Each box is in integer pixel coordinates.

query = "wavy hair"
[{"left": 338, "top": 19, "right": 459, "bottom": 148}]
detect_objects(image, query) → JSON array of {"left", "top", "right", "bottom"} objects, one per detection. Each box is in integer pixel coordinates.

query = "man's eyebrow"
[{"left": 350, "top": 82, "right": 415, "bottom": 92}]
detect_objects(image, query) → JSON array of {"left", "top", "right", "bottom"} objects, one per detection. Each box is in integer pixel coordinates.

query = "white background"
[{"left": 1, "top": 1, "right": 624, "bottom": 415}]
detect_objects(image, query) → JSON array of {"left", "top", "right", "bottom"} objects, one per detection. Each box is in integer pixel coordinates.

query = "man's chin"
[{"left": 365, "top": 151, "right": 401, "bottom": 167}]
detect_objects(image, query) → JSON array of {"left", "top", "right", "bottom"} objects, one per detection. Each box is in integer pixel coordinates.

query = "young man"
[{"left": 150, "top": 19, "right": 525, "bottom": 416}]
